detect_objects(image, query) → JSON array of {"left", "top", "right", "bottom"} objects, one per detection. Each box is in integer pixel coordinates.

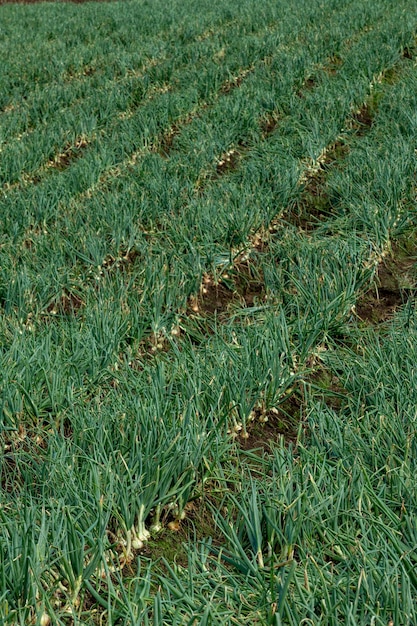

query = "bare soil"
[
  {"left": 239, "top": 394, "right": 301, "bottom": 453},
  {"left": 260, "top": 112, "right": 280, "bottom": 137},
  {"left": 46, "top": 290, "right": 84, "bottom": 316},
  {"left": 356, "top": 255, "right": 416, "bottom": 325},
  {"left": 351, "top": 103, "right": 374, "bottom": 135},
  {"left": 189, "top": 260, "right": 265, "bottom": 318}
]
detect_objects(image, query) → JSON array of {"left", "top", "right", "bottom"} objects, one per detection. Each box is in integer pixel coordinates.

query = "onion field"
[{"left": 1, "top": 0, "right": 417, "bottom": 623}]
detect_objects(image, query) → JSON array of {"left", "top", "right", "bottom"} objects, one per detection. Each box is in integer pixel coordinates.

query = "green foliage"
[{"left": 1, "top": 0, "right": 417, "bottom": 622}]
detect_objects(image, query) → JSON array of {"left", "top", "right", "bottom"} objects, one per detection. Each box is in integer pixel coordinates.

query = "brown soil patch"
[
  {"left": 297, "top": 76, "right": 317, "bottom": 98},
  {"left": 260, "top": 113, "right": 280, "bottom": 137},
  {"left": 48, "top": 137, "right": 88, "bottom": 172},
  {"left": 291, "top": 169, "right": 333, "bottom": 230},
  {"left": 355, "top": 256, "right": 416, "bottom": 325},
  {"left": 216, "top": 148, "right": 241, "bottom": 175},
  {"left": 189, "top": 280, "right": 234, "bottom": 317},
  {"left": 196, "top": 140, "right": 249, "bottom": 193},
  {"left": 82, "top": 66, "right": 96, "bottom": 76},
  {"left": 80, "top": 591, "right": 101, "bottom": 624},
  {"left": 220, "top": 67, "right": 254, "bottom": 95},
  {"left": 221, "top": 75, "right": 245, "bottom": 94},
  {"left": 136, "top": 332, "right": 172, "bottom": 360},
  {"left": 233, "top": 261, "right": 265, "bottom": 307},
  {"left": 304, "top": 77, "right": 317, "bottom": 90},
  {"left": 239, "top": 394, "right": 302, "bottom": 453},
  {"left": 132, "top": 262, "right": 265, "bottom": 362},
  {"left": 351, "top": 103, "right": 374, "bottom": 135},
  {"left": 355, "top": 288, "right": 406, "bottom": 324},
  {"left": 46, "top": 290, "right": 84, "bottom": 316},
  {"left": 189, "top": 261, "right": 265, "bottom": 318},
  {"left": 59, "top": 416, "right": 73, "bottom": 439}
]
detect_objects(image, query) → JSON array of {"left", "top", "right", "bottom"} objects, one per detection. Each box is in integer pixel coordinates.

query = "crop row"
[
  {"left": 1, "top": 9, "right": 416, "bottom": 529},
  {"left": 1, "top": 0, "right": 358, "bottom": 173},
  {"left": 1, "top": 0, "right": 415, "bottom": 326},
  {"left": 0, "top": 0, "right": 299, "bottom": 160},
  {"left": 0, "top": 0, "right": 367, "bottom": 186},
  {"left": 0, "top": 0, "right": 273, "bottom": 101}
]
